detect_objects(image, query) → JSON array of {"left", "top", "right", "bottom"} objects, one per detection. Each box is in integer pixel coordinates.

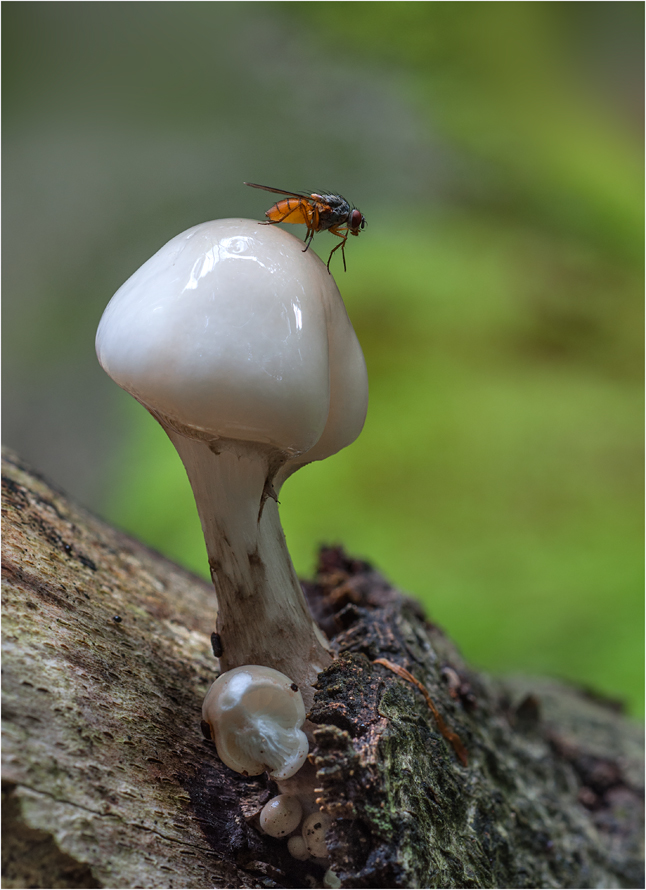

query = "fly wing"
[{"left": 244, "top": 182, "right": 315, "bottom": 202}]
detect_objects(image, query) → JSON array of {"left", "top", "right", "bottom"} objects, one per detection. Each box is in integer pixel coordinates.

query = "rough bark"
[{"left": 2, "top": 448, "right": 643, "bottom": 889}]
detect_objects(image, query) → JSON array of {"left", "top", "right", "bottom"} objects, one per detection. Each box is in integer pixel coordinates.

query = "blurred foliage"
[
  {"left": 288, "top": 3, "right": 643, "bottom": 265},
  {"left": 3, "top": 3, "right": 643, "bottom": 715}
]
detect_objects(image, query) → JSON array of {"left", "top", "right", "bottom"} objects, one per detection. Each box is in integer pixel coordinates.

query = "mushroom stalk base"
[{"left": 165, "top": 429, "right": 331, "bottom": 702}]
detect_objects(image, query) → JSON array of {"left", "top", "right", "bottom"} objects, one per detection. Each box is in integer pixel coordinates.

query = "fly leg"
[
  {"left": 326, "top": 227, "right": 349, "bottom": 273},
  {"left": 302, "top": 206, "right": 319, "bottom": 253},
  {"left": 302, "top": 226, "right": 315, "bottom": 253}
]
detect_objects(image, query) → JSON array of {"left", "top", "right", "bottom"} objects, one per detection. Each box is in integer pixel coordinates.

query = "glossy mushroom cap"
[
  {"left": 259, "top": 794, "right": 304, "bottom": 838},
  {"left": 202, "top": 665, "right": 309, "bottom": 780},
  {"left": 96, "top": 219, "right": 367, "bottom": 459}
]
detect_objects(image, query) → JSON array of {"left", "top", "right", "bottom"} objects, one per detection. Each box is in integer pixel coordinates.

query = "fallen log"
[{"left": 2, "top": 448, "right": 643, "bottom": 888}]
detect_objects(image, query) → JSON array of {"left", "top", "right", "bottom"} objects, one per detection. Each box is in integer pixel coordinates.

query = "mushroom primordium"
[
  {"left": 302, "top": 811, "right": 333, "bottom": 858},
  {"left": 288, "top": 835, "right": 310, "bottom": 861},
  {"left": 96, "top": 219, "right": 367, "bottom": 826},
  {"left": 259, "top": 792, "right": 304, "bottom": 837}
]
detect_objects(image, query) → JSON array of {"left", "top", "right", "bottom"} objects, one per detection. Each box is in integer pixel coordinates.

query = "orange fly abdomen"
[{"left": 265, "top": 198, "right": 316, "bottom": 227}]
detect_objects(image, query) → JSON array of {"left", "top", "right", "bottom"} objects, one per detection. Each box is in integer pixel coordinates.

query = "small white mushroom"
[
  {"left": 302, "top": 810, "right": 332, "bottom": 858},
  {"left": 202, "top": 665, "right": 308, "bottom": 780},
  {"left": 323, "top": 868, "right": 342, "bottom": 889},
  {"left": 287, "top": 835, "right": 310, "bottom": 861},
  {"left": 259, "top": 794, "right": 303, "bottom": 838}
]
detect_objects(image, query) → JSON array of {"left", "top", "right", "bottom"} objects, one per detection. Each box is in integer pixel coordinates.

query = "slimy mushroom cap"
[
  {"left": 96, "top": 219, "right": 351, "bottom": 454},
  {"left": 202, "top": 665, "right": 308, "bottom": 780}
]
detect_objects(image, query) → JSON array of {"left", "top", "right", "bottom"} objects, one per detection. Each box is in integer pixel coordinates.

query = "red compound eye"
[{"left": 350, "top": 209, "right": 364, "bottom": 231}]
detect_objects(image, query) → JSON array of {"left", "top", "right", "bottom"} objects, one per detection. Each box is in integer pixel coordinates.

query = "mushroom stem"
[{"left": 165, "top": 427, "right": 331, "bottom": 699}]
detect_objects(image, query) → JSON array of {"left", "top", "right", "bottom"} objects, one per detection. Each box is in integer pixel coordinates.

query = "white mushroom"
[
  {"left": 96, "top": 219, "right": 368, "bottom": 706},
  {"left": 202, "top": 665, "right": 308, "bottom": 780},
  {"left": 287, "top": 835, "right": 310, "bottom": 861},
  {"left": 259, "top": 793, "right": 304, "bottom": 837},
  {"left": 323, "top": 868, "right": 342, "bottom": 889},
  {"left": 302, "top": 810, "right": 332, "bottom": 858}
]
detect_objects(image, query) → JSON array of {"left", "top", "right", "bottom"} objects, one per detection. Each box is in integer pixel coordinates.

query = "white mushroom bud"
[
  {"left": 202, "top": 665, "right": 308, "bottom": 780},
  {"left": 302, "top": 810, "right": 332, "bottom": 858},
  {"left": 96, "top": 220, "right": 368, "bottom": 706},
  {"left": 323, "top": 868, "right": 342, "bottom": 889},
  {"left": 259, "top": 793, "right": 304, "bottom": 838},
  {"left": 287, "top": 835, "right": 310, "bottom": 861}
]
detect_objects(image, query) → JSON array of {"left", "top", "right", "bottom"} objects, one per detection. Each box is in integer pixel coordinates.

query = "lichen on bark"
[{"left": 2, "top": 449, "right": 643, "bottom": 888}]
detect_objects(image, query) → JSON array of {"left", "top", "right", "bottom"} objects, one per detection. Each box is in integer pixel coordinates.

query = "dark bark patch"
[{"left": 183, "top": 763, "right": 326, "bottom": 888}]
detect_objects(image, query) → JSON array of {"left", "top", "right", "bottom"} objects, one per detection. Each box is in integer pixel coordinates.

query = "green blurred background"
[{"left": 3, "top": 3, "right": 643, "bottom": 713}]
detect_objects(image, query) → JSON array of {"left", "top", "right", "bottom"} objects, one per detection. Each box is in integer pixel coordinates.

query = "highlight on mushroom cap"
[{"left": 202, "top": 665, "right": 309, "bottom": 780}]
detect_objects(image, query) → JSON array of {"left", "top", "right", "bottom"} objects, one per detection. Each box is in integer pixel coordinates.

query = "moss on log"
[{"left": 2, "top": 448, "right": 643, "bottom": 888}]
